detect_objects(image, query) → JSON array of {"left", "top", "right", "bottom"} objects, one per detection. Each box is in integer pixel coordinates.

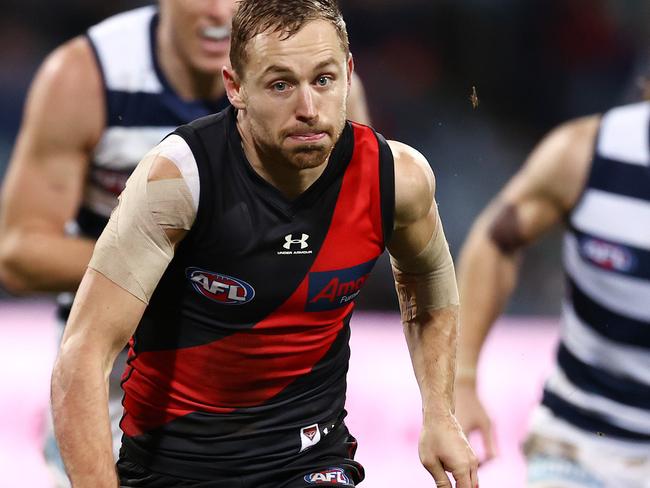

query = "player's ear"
[{"left": 222, "top": 66, "right": 246, "bottom": 109}]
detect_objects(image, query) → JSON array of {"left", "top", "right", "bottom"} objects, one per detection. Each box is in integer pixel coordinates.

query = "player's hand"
[
  {"left": 419, "top": 412, "right": 479, "bottom": 488},
  {"left": 454, "top": 378, "right": 497, "bottom": 463}
]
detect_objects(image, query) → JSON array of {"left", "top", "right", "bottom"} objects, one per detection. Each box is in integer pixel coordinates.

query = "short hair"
[{"left": 230, "top": 0, "right": 349, "bottom": 77}]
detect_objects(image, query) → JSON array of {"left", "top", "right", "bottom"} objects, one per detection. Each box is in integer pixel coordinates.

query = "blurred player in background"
[
  {"left": 0, "top": 1, "right": 370, "bottom": 486},
  {"left": 455, "top": 90, "right": 650, "bottom": 486},
  {"left": 51, "top": 0, "right": 477, "bottom": 486}
]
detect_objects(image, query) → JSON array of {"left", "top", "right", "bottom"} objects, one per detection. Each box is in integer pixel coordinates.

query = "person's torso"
[
  {"left": 58, "top": 6, "right": 229, "bottom": 319},
  {"left": 119, "top": 107, "right": 395, "bottom": 478},
  {"left": 80, "top": 5, "right": 230, "bottom": 233},
  {"left": 544, "top": 101, "right": 650, "bottom": 442}
]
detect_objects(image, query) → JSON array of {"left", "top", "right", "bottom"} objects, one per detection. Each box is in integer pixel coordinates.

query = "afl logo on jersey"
[
  {"left": 186, "top": 267, "right": 255, "bottom": 305},
  {"left": 579, "top": 237, "right": 636, "bottom": 273}
]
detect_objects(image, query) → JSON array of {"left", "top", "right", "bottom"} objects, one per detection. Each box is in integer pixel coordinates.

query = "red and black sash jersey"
[{"left": 120, "top": 106, "right": 395, "bottom": 479}]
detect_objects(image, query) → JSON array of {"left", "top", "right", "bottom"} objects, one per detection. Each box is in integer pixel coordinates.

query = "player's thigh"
[
  {"left": 117, "top": 458, "right": 241, "bottom": 488},
  {"left": 527, "top": 456, "right": 605, "bottom": 488},
  {"left": 525, "top": 434, "right": 605, "bottom": 488}
]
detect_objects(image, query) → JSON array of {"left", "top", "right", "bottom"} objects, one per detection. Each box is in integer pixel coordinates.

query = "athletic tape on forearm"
[
  {"left": 88, "top": 152, "right": 195, "bottom": 303},
  {"left": 390, "top": 222, "right": 459, "bottom": 322}
]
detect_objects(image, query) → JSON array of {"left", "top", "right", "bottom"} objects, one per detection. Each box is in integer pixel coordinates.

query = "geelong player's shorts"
[
  {"left": 118, "top": 421, "right": 365, "bottom": 487},
  {"left": 524, "top": 406, "right": 650, "bottom": 488}
]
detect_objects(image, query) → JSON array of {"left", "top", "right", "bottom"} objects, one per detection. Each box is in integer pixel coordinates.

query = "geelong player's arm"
[
  {"left": 387, "top": 141, "right": 478, "bottom": 488},
  {"left": 51, "top": 142, "right": 196, "bottom": 487},
  {"left": 454, "top": 116, "right": 599, "bottom": 460},
  {"left": 0, "top": 37, "right": 105, "bottom": 293}
]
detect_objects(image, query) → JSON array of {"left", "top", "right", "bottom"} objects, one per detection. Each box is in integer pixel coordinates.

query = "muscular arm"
[
  {"left": 454, "top": 116, "right": 599, "bottom": 459},
  {"left": 0, "top": 37, "right": 104, "bottom": 294},
  {"left": 51, "top": 152, "right": 194, "bottom": 486},
  {"left": 387, "top": 141, "right": 477, "bottom": 488},
  {"left": 51, "top": 268, "right": 145, "bottom": 487}
]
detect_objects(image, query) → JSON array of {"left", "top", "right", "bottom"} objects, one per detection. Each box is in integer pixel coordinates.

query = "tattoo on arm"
[{"left": 488, "top": 203, "right": 527, "bottom": 255}]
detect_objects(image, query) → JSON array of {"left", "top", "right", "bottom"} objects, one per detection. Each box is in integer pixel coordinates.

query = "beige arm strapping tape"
[
  {"left": 390, "top": 218, "right": 459, "bottom": 323},
  {"left": 88, "top": 152, "right": 196, "bottom": 303}
]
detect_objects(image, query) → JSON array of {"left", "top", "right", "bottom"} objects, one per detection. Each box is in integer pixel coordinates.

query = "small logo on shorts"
[
  {"left": 300, "top": 423, "right": 321, "bottom": 452},
  {"left": 304, "top": 467, "right": 350, "bottom": 484}
]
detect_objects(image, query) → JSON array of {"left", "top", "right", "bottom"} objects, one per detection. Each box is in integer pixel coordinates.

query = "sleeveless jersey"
[
  {"left": 58, "top": 6, "right": 229, "bottom": 318},
  {"left": 542, "top": 101, "right": 650, "bottom": 441},
  {"left": 119, "top": 106, "right": 395, "bottom": 478}
]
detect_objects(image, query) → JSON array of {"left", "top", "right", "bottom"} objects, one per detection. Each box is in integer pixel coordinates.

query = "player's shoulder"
[
  {"left": 388, "top": 140, "right": 435, "bottom": 227},
  {"left": 388, "top": 140, "right": 433, "bottom": 178},
  {"left": 153, "top": 135, "right": 195, "bottom": 176},
  {"left": 35, "top": 36, "right": 100, "bottom": 99},
  {"left": 548, "top": 114, "right": 600, "bottom": 150},
  {"left": 21, "top": 36, "right": 104, "bottom": 145},
  {"left": 543, "top": 114, "right": 600, "bottom": 172},
  {"left": 525, "top": 114, "right": 600, "bottom": 178},
  {"left": 513, "top": 114, "right": 600, "bottom": 212}
]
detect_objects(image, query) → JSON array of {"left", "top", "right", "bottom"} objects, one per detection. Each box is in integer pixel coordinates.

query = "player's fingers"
[
  {"left": 450, "top": 449, "right": 479, "bottom": 488},
  {"left": 424, "top": 459, "right": 452, "bottom": 487},
  {"left": 451, "top": 469, "right": 473, "bottom": 488}
]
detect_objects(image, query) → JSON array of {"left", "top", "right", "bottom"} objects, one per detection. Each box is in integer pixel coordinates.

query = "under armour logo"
[{"left": 284, "top": 233, "right": 310, "bottom": 250}]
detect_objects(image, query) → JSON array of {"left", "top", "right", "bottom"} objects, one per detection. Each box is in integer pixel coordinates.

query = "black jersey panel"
[{"left": 375, "top": 131, "right": 395, "bottom": 246}]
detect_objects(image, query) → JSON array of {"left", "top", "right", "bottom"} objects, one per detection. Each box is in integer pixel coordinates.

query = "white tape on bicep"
[{"left": 88, "top": 153, "right": 195, "bottom": 303}]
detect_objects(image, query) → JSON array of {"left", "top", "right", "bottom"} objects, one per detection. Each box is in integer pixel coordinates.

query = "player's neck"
[
  {"left": 236, "top": 114, "right": 330, "bottom": 201},
  {"left": 156, "top": 29, "right": 225, "bottom": 101}
]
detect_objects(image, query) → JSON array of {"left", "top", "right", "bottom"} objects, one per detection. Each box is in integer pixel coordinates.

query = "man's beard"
[
  {"left": 254, "top": 123, "right": 344, "bottom": 171},
  {"left": 283, "top": 141, "right": 332, "bottom": 169}
]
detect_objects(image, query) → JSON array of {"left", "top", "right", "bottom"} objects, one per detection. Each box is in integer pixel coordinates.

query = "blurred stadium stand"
[{"left": 1, "top": 0, "right": 648, "bottom": 312}]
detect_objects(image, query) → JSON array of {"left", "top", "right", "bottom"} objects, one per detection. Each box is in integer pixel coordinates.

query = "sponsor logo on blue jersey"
[
  {"left": 307, "top": 258, "right": 377, "bottom": 311},
  {"left": 579, "top": 237, "right": 637, "bottom": 273},
  {"left": 186, "top": 267, "right": 255, "bottom": 305},
  {"left": 304, "top": 467, "right": 350, "bottom": 484}
]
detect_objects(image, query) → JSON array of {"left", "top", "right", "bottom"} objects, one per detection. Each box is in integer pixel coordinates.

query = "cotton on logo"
[
  {"left": 284, "top": 233, "right": 310, "bottom": 250},
  {"left": 304, "top": 468, "right": 350, "bottom": 484}
]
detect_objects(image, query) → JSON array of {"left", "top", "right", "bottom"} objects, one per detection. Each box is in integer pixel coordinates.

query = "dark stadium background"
[{"left": 1, "top": 0, "right": 648, "bottom": 313}]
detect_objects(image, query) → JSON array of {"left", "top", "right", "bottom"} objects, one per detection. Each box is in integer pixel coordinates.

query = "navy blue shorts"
[{"left": 118, "top": 422, "right": 364, "bottom": 487}]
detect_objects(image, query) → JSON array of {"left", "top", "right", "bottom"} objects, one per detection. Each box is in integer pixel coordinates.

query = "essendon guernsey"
[{"left": 119, "top": 106, "right": 395, "bottom": 479}]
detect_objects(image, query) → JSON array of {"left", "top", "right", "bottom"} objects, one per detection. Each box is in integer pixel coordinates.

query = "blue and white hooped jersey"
[
  {"left": 58, "top": 6, "right": 229, "bottom": 320},
  {"left": 80, "top": 5, "right": 229, "bottom": 236},
  {"left": 542, "top": 101, "right": 650, "bottom": 441}
]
